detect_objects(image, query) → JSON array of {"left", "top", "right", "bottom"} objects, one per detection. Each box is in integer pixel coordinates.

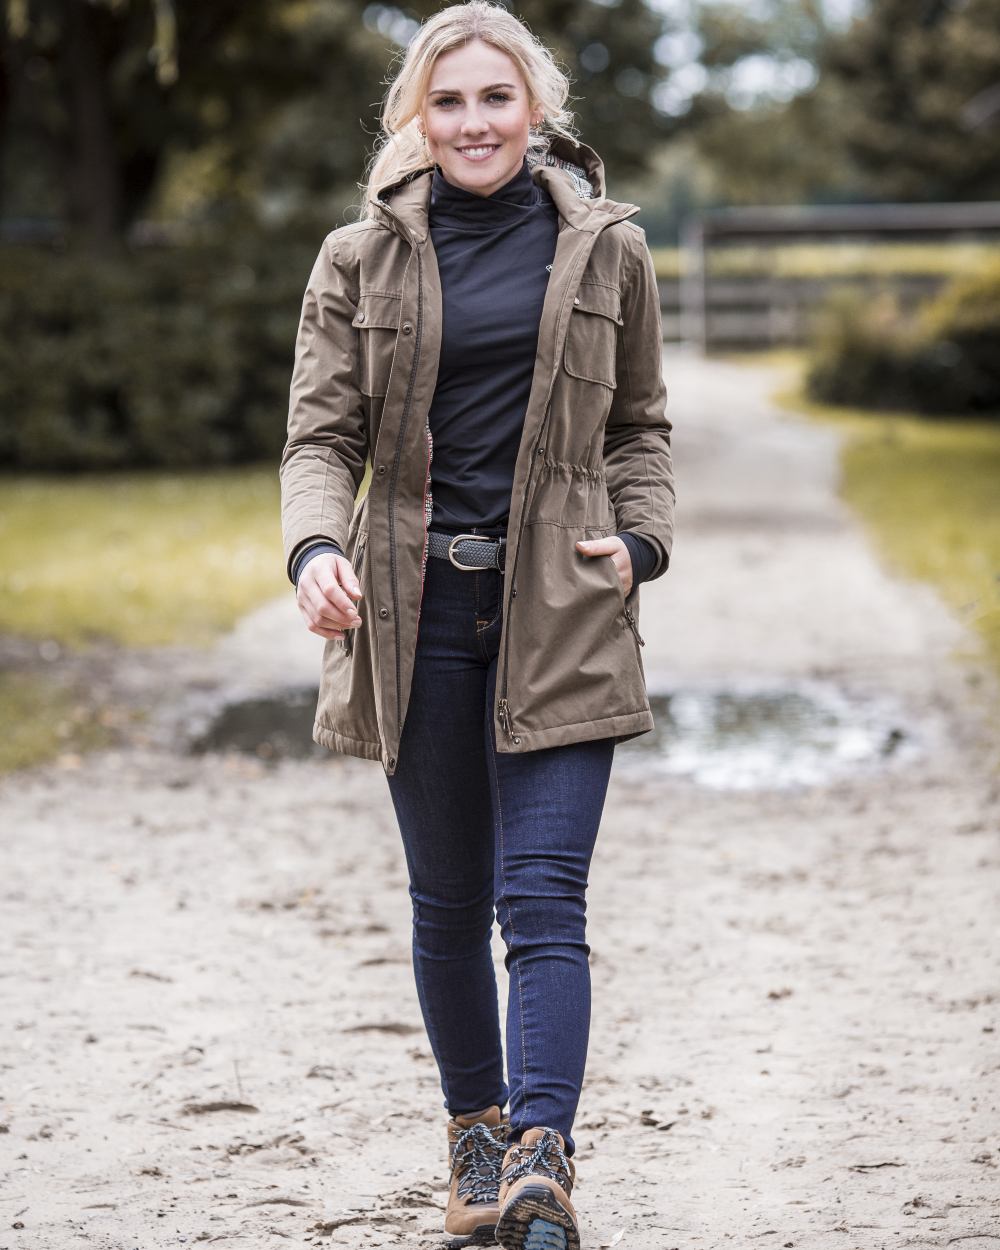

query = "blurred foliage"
[
  {"left": 0, "top": 0, "right": 678, "bottom": 244},
  {"left": 0, "top": 466, "right": 287, "bottom": 647},
  {"left": 685, "top": 0, "right": 1000, "bottom": 205},
  {"left": 805, "top": 260, "right": 1000, "bottom": 415},
  {"left": 0, "top": 226, "right": 321, "bottom": 469},
  {"left": 820, "top": 0, "right": 1000, "bottom": 201},
  {"left": 0, "top": 0, "right": 385, "bottom": 240}
]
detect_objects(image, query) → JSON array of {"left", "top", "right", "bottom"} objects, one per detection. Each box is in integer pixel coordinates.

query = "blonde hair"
[{"left": 359, "top": 1, "right": 579, "bottom": 218}]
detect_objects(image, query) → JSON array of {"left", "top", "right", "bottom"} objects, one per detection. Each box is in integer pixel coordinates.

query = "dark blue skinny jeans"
[{"left": 384, "top": 531, "right": 615, "bottom": 1157}]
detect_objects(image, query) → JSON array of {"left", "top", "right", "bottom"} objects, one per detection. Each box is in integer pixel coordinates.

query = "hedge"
[
  {"left": 805, "top": 259, "right": 1000, "bottom": 417},
  {"left": 0, "top": 227, "right": 322, "bottom": 470}
]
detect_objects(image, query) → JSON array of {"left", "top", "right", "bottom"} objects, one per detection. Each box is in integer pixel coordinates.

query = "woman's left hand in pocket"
[{"left": 575, "top": 535, "right": 633, "bottom": 597}]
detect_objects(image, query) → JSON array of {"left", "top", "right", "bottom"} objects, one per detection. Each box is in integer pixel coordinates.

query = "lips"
[{"left": 457, "top": 144, "right": 500, "bottom": 160}]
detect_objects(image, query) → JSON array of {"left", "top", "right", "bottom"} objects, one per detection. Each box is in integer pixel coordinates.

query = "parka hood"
[{"left": 372, "top": 133, "right": 636, "bottom": 244}]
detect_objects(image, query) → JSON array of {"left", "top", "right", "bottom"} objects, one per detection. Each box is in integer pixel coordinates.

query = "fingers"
[
  {"left": 296, "top": 553, "right": 364, "bottom": 639},
  {"left": 575, "top": 536, "right": 620, "bottom": 557}
]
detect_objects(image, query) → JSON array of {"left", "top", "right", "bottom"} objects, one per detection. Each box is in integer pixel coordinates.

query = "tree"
[
  {"left": 680, "top": 0, "right": 1000, "bottom": 204},
  {"left": 820, "top": 0, "right": 1000, "bottom": 200},
  {"left": 0, "top": 0, "right": 385, "bottom": 245},
  {"left": 1, "top": 0, "right": 681, "bottom": 247}
]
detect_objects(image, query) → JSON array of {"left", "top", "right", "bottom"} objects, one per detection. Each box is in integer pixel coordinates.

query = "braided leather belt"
[{"left": 427, "top": 529, "right": 506, "bottom": 572}]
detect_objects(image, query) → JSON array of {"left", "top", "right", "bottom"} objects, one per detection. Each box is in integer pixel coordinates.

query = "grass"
[
  {"left": 0, "top": 465, "right": 292, "bottom": 649},
  {"left": 0, "top": 462, "right": 311, "bottom": 774},
  {"left": 766, "top": 356, "right": 1000, "bottom": 676},
  {"left": 0, "top": 460, "right": 375, "bottom": 773},
  {"left": 0, "top": 670, "right": 129, "bottom": 774},
  {"left": 649, "top": 242, "right": 1000, "bottom": 282}
]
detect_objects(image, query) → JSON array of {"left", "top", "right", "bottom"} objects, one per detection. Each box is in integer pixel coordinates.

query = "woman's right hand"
[{"left": 296, "top": 553, "right": 363, "bottom": 641}]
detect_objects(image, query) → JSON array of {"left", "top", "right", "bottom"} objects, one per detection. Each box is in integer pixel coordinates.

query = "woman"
[{"left": 279, "top": 3, "right": 675, "bottom": 1246}]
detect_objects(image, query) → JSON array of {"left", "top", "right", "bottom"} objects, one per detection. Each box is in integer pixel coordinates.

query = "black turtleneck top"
[
  {"left": 291, "top": 155, "right": 657, "bottom": 587},
  {"left": 425, "top": 154, "right": 558, "bottom": 534}
]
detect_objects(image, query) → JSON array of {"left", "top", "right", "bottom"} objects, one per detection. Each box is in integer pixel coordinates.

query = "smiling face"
[{"left": 419, "top": 38, "right": 543, "bottom": 197}]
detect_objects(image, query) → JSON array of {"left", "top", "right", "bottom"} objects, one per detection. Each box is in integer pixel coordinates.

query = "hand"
[
  {"left": 575, "top": 535, "right": 633, "bottom": 598},
  {"left": 296, "top": 553, "right": 363, "bottom": 641}
]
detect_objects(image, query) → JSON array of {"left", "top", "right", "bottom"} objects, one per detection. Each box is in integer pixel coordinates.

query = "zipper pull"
[
  {"left": 498, "top": 697, "right": 515, "bottom": 739},
  {"left": 623, "top": 605, "right": 645, "bottom": 646}
]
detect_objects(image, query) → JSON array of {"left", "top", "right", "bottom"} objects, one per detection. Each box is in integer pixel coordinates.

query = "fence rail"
[{"left": 677, "top": 201, "right": 1000, "bottom": 349}]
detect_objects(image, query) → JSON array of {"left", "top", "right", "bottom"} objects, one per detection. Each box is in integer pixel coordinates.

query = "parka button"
[
  {"left": 402, "top": 322, "right": 413, "bottom": 335},
  {"left": 573, "top": 297, "right": 580, "bottom": 305},
  {"left": 357, "top": 310, "right": 366, "bottom": 322},
  {"left": 388, "top": 756, "right": 396, "bottom": 767},
  {"left": 379, "top": 607, "right": 389, "bottom": 618}
]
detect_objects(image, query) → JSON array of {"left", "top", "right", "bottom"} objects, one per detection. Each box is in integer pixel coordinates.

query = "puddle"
[
  {"left": 187, "top": 677, "right": 918, "bottom": 789},
  {"left": 186, "top": 689, "right": 328, "bottom": 762},
  {"left": 616, "top": 678, "right": 917, "bottom": 790}
]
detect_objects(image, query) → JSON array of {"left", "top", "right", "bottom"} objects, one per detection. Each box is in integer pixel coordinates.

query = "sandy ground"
[{"left": 2, "top": 351, "right": 999, "bottom": 1250}]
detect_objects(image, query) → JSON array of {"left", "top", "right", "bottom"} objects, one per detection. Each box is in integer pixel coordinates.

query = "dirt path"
[{"left": 2, "top": 351, "right": 998, "bottom": 1249}]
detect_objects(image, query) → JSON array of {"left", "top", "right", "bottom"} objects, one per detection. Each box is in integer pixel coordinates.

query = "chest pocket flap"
[
  {"left": 563, "top": 282, "right": 623, "bottom": 389},
  {"left": 352, "top": 291, "right": 402, "bottom": 396}
]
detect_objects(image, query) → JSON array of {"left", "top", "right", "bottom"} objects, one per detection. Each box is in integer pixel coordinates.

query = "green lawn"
[
  {"left": 0, "top": 464, "right": 296, "bottom": 774},
  {"left": 0, "top": 465, "right": 291, "bottom": 649},
  {"left": 0, "top": 670, "right": 128, "bottom": 773},
  {"left": 769, "top": 361, "right": 1000, "bottom": 676}
]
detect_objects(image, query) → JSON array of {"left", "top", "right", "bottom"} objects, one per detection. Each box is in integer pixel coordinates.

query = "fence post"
[{"left": 679, "top": 215, "right": 707, "bottom": 351}]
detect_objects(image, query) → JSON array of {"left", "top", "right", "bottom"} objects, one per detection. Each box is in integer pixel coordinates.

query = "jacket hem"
[
  {"left": 313, "top": 721, "right": 383, "bottom": 763},
  {"left": 496, "top": 708, "right": 654, "bottom": 753}
]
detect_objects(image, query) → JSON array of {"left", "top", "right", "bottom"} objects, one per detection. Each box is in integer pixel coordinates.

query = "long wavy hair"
[{"left": 360, "top": 1, "right": 579, "bottom": 218}]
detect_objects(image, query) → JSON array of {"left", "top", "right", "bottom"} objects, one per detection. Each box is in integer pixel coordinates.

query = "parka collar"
[{"left": 372, "top": 133, "right": 638, "bottom": 244}]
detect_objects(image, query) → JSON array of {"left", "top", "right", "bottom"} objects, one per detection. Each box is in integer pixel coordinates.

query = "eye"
[{"left": 432, "top": 91, "right": 513, "bottom": 107}]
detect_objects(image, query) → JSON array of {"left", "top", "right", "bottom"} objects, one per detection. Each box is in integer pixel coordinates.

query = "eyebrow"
[{"left": 428, "top": 82, "right": 518, "bottom": 95}]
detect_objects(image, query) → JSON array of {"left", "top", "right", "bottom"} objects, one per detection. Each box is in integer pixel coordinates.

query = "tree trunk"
[{"left": 63, "top": 0, "right": 122, "bottom": 247}]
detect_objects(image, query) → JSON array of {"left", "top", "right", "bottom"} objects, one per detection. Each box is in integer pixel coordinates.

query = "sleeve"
[
  {"left": 279, "top": 233, "right": 367, "bottom": 586},
  {"left": 603, "top": 226, "right": 676, "bottom": 582}
]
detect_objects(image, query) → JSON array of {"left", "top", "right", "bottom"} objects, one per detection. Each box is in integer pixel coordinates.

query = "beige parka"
[{"left": 279, "top": 134, "right": 675, "bottom": 777}]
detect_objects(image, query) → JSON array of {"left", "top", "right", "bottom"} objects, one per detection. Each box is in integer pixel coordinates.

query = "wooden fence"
[{"left": 673, "top": 201, "right": 1000, "bottom": 349}]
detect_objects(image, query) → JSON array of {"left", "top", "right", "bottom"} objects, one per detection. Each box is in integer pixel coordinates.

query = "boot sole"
[
  {"left": 444, "top": 1226, "right": 500, "bottom": 1247},
  {"left": 495, "top": 1184, "right": 580, "bottom": 1250}
]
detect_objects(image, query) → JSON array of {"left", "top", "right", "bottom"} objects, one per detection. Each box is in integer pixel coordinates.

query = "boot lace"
[
  {"left": 451, "top": 1121, "right": 505, "bottom": 1202},
  {"left": 499, "top": 1127, "right": 573, "bottom": 1195}
]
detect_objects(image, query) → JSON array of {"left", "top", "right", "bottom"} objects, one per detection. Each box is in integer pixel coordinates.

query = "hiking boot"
[
  {"left": 445, "top": 1104, "right": 510, "bottom": 1237},
  {"left": 495, "top": 1126, "right": 579, "bottom": 1250}
]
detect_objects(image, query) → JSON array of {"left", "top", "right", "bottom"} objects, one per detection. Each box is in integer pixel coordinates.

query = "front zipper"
[
  {"left": 623, "top": 603, "right": 645, "bottom": 646},
  {"left": 385, "top": 241, "right": 423, "bottom": 751},
  {"left": 496, "top": 404, "right": 550, "bottom": 743},
  {"left": 343, "top": 534, "right": 367, "bottom": 657}
]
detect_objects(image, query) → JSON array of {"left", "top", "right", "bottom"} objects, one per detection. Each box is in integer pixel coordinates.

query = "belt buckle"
[{"left": 448, "top": 532, "right": 495, "bottom": 571}]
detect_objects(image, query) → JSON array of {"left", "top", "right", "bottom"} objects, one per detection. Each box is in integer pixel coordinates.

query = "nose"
[{"left": 460, "top": 107, "right": 489, "bottom": 136}]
